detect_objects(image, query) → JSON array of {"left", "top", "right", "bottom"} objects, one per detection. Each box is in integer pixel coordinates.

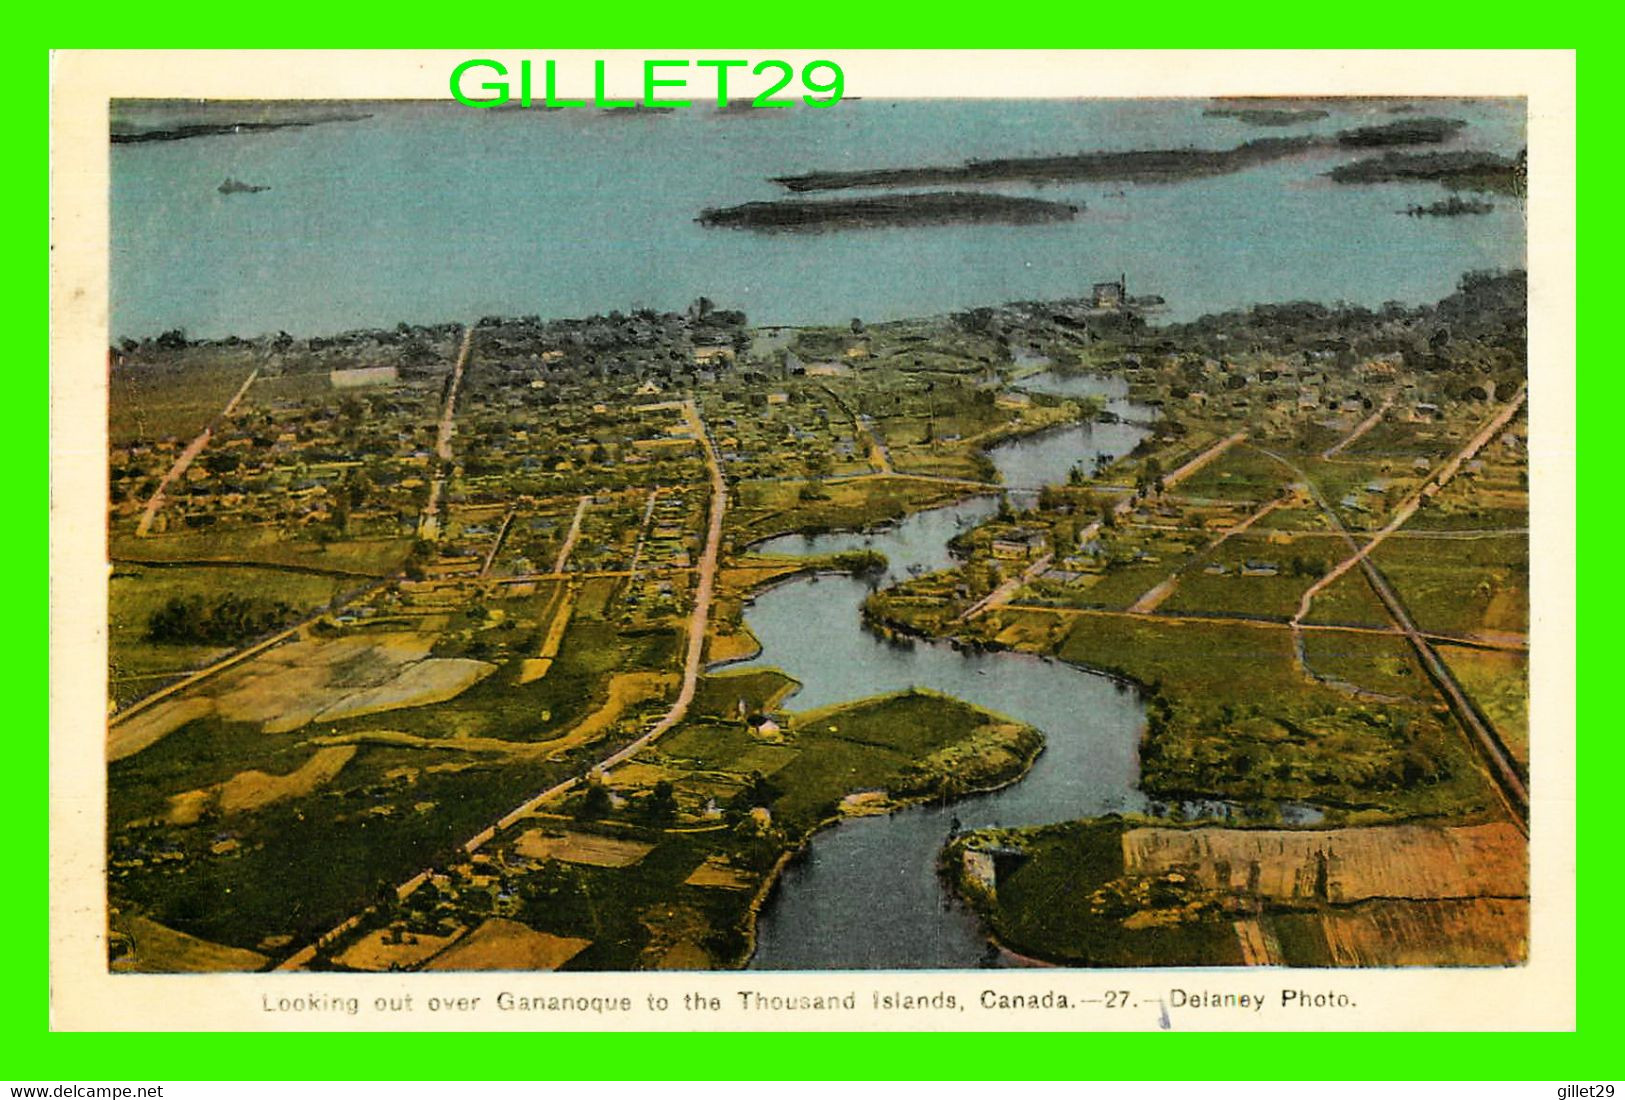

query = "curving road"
[{"left": 278, "top": 399, "right": 730, "bottom": 969}]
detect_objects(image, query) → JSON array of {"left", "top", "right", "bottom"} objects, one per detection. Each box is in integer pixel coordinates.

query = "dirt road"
[
  {"left": 552, "top": 495, "right": 591, "bottom": 574},
  {"left": 962, "top": 430, "right": 1247, "bottom": 621},
  {"left": 1321, "top": 397, "right": 1393, "bottom": 459},
  {"left": 1295, "top": 387, "right": 1526, "bottom": 621},
  {"left": 479, "top": 508, "right": 516, "bottom": 577},
  {"left": 134, "top": 367, "right": 259, "bottom": 537},
  {"left": 279, "top": 402, "right": 732, "bottom": 969},
  {"left": 418, "top": 325, "right": 474, "bottom": 540},
  {"left": 818, "top": 382, "right": 893, "bottom": 474},
  {"left": 623, "top": 489, "right": 662, "bottom": 586},
  {"left": 1127, "top": 495, "right": 1283, "bottom": 614}
]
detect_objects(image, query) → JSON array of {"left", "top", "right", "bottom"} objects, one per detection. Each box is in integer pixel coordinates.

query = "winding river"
[{"left": 738, "top": 373, "right": 1154, "bottom": 969}]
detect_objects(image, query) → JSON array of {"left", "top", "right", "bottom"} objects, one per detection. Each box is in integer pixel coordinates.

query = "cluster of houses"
[
  {"left": 704, "top": 384, "right": 865, "bottom": 481},
  {"left": 622, "top": 487, "right": 706, "bottom": 623},
  {"left": 110, "top": 373, "right": 452, "bottom": 539}
]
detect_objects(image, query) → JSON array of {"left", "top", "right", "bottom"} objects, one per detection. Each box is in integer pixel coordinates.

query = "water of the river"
[
  {"left": 111, "top": 98, "right": 1525, "bottom": 340},
  {"left": 739, "top": 373, "right": 1153, "bottom": 969}
]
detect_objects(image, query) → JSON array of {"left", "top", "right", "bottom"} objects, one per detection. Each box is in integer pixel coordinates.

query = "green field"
[
  {"left": 406, "top": 689, "right": 1044, "bottom": 971},
  {"left": 1053, "top": 612, "right": 1489, "bottom": 817},
  {"left": 1251, "top": 504, "right": 1338, "bottom": 532},
  {"left": 1438, "top": 644, "right": 1530, "bottom": 767},
  {"left": 1340, "top": 419, "right": 1462, "bottom": 461},
  {"left": 950, "top": 820, "right": 1245, "bottom": 967},
  {"left": 108, "top": 565, "right": 358, "bottom": 707},
  {"left": 1057, "top": 562, "right": 1168, "bottom": 609},
  {"left": 1302, "top": 568, "right": 1394, "bottom": 628},
  {"left": 1162, "top": 534, "right": 1328, "bottom": 620},
  {"left": 1372, "top": 533, "right": 1529, "bottom": 636},
  {"left": 1301, "top": 628, "right": 1433, "bottom": 701},
  {"left": 111, "top": 528, "right": 414, "bottom": 577},
  {"left": 689, "top": 668, "right": 800, "bottom": 721},
  {"left": 1169, "top": 445, "right": 1291, "bottom": 501},
  {"left": 768, "top": 690, "right": 1039, "bottom": 830},
  {"left": 1058, "top": 614, "right": 1309, "bottom": 702},
  {"left": 380, "top": 612, "right": 677, "bottom": 745},
  {"left": 110, "top": 357, "right": 256, "bottom": 443},
  {"left": 110, "top": 723, "right": 565, "bottom": 952},
  {"left": 728, "top": 476, "right": 969, "bottom": 545}
]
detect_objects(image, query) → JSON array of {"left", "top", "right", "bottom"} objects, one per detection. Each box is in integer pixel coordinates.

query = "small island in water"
[
  {"left": 1404, "top": 196, "right": 1495, "bottom": 217},
  {"left": 1330, "top": 149, "right": 1525, "bottom": 195},
  {"left": 698, "top": 191, "right": 1081, "bottom": 232},
  {"left": 770, "top": 136, "right": 1319, "bottom": 193},
  {"left": 1338, "top": 117, "right": 1469, "bottom": 147},
  {"left": 1203, "top": 106, "right": 1330, "bottom": 127}
]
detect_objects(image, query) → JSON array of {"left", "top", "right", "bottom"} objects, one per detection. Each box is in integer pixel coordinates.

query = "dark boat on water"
[{"left": 218, "top": 177, "right": 270, "bottom": 195}]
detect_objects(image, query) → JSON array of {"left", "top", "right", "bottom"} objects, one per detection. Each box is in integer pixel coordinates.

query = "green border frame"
[{"left": 36, "top": 17, "right": 1592, "bottom": 1081}]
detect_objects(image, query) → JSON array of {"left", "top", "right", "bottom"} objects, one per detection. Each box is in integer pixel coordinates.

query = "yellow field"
[
  {"left": 518, "top": 581, "right": 576, "bottom": 684},
  {"left": 109, "top": 629, "right": 502, "bottom": 760},
  {"left": 1439, "top": 645, "right": 1530, "bottom": 767},
  {"left": 683, "top": 859, "right": 756, "bottom": 891},
  {"left": 308, "top": 657, "right": 495, "bottom": 723},
  {"left": 112, "top": 914, "right": 269, "bottom": 973},
  {"left": 211, "top": 632, "right": 434, "bottom": 732},
  {"left": 336, "top": 926, "right": 465, "bottom": 972},
  {"left": 423, "top": 918, "right": 590, "bottom": 971},
  {"left": 1316, "top": 898, "right": 1527, "bottom": 966},
  {"left": 513, "top": 828, "right": 654, "bottom": 868},
  {"left": 1123, "top": 822, "right": 1526, "bottom": 902},
  {"left": 166, "top": 745, "right": 359, "bottom": 824},
  {"left": 704, "top": 624, "right": 761, "bottom": 666},
  {"left": 109, "top": 697, "right": 214, "bottom": 762}
]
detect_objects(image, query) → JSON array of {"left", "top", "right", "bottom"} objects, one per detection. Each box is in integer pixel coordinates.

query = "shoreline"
[{"left": 729, "top": 699, "right": 1048, "bottom": 971}]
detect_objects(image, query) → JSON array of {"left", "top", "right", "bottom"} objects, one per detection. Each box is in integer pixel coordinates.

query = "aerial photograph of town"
[{"left": 103, "top": 94, "right": 1530, "bottom": 974}]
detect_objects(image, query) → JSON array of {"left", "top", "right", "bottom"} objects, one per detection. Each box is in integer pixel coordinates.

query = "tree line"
[{"left": 146, "top": 593, "right": 302, "bottom": 645}]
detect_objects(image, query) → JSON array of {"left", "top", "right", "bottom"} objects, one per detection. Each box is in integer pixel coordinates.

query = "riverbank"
[
  {"left": 347, "top": 685, "right": 1051, "bottom": 971},
  {"left": 731, "top": 687, "right": 1045, "bottom": 968},
  {"left": 736, "top": 378, "right": 1155, "bottom": 968},
  {"left": 841, "top": 307, "right": 1529, "bottom": 964},
  {"left": 944, "top": 816, "right": 1528, "bottom": 967},
  {"left": 708, "top": 551, "right": 891, "bottom": 669},
  {"left": 869, "top": 580, "right": 1495, "bottom": 823}
]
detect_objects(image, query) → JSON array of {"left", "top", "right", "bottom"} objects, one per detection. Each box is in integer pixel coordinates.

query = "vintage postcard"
[{"left": 49, "top": 50, "right": 1576, "bottom": 1031}]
